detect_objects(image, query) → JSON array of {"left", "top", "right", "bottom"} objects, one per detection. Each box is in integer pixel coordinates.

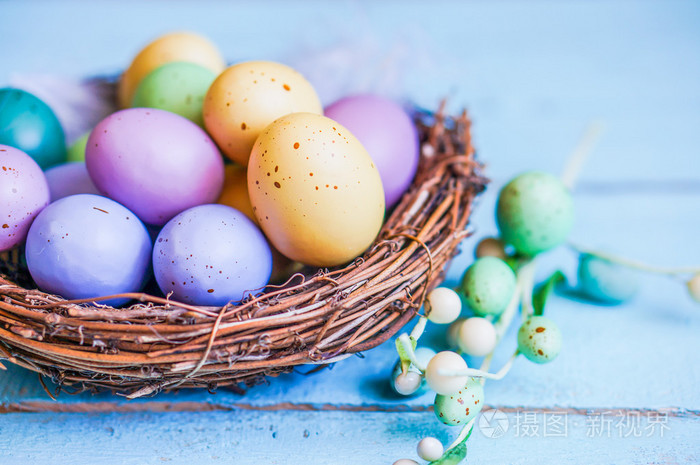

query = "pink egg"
[
  {"left": 86, "top": 108, "right": 225, "bottom": 225},
  {"left": 0, "top": 145, "right": 50, "bottom": 251},
  {"left": 325, "top": 95, "right": 419, "bottom": 208},
  {"left": 44, "top": 162, "right": 100, "bottom": 202}
]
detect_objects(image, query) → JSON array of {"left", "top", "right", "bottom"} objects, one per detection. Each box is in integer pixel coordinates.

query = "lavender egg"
[
  {"left": 44, "top": 162, "right": 100, "bottom": 202},
  {"left": 0, "top": 145, "right": 49, "bottom": 252},
  {"left": 153, "top": 204, "right": 272, "bottom": 306},
  {"left": 25, "top": 194, "right": 152, "bottom": 306},
  {"left": 325, "top": 95, "right": 419, "bottom": 208},
  {"left": 86, "top": 108, "right": 225, "bottom": 226}
]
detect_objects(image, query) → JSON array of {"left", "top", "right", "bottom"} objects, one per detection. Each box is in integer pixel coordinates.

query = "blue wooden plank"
[
  {"left": 1, "top": 1, "right": 698, "bottom": 184},
  {"left": 0, "top": 410, "right": 697, "bottom": 464}
]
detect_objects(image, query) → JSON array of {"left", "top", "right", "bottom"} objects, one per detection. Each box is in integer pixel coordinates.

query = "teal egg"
[
  {"left": 132, "top": 62, "right": 216, "bottom": 126},
  {"left": 578, "top": 253, "right": 639, "bottom": 304},
  {"left": 434, "top": 377, "right": 484, "bottom": 426},
  {"left": 460, "top": 257, "right": 516, "bottom": 316},
  {"left": 67, "top": 132, "right": 89, "bottom": 162},
  {"left": 517, "top": 316, "right": 562, "bottom": 364},
  {"left": 0, "top": 88, "right": 66, "bottom": 169},
  {"left": 496, "top": 172, "right": 574, "bottom": 256}
]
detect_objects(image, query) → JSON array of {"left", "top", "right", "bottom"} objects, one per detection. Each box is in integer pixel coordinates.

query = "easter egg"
[
  {"left": 248, "top": 113, "right": 385, "bottom": 267},
  {"left": 25, "top": 194, "right": 152, "bottom": 306},
  {"left": 517, "top": 316, "right": 562, "bottom": 364},
  {"left": 433, "top": 377, "right": 484, "bottom": 426},
  {"left": 66, "top": 132, "right": 89, "bottom": 162},
  {"left": 203, "top": 61, "right": 322, "bottom": 165},
  {"left": 86, "top": 108, "right": 224, "bottom": 226},
  {"left": 153, "top": 204, "right": 272, "bottom": 306},
  {"left": 132, "top": 62, "right": 216, "bottom": 126},
  {"left": 217, "top": 165, "right": 256, "bottom": 222},
  {"left": 577, "top": 253, "right": 639, "bottom": 304},
  {"left": 0, "top": 88, "right": 66, "bottom": 169},
  {"left": 118, "top": 32, "right": 225, "bottom": 108},
  {"left": 496, "top": 172, "right": 574, "bottom": 256},
  {"left": 460, "top": 257, "right": 516, "bottom": 316},
  {"left": 324, "top": 95, "right": 419, "bottom": 208},
  {"left": 0, "top": 145, "right": 50, "bottom": 251},
  {"left": 44, "top": 162, "right": 100, "bottom": 202}
]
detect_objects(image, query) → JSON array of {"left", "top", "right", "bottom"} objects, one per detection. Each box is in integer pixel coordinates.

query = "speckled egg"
[
  {"left": 217, "top": 164, "right": 256, "bottom": 223},
  {"left": 460, "top": 257, "right": 516, "bottom": 316},
  {"left": 203, "top": 61, "right": 322, "bottom": 165},
  {"left": 0, "top": 145, "right": 50, "bottom": 251},
  {"left": 25, "top": 194, "right": 152, "bottom": 306},
  {"left": 578, "top": 253, "right": 639, "bottom": 304},
  {"left": 496, "top": 172, "right": 574, "bottom": 256},
  {"left": 248, "top": 112, "right": 385, "bottom": 267},
  {"left": 86, "top": 108, "right": 225, "bottom": 226},
  {"left": 0, "top": 88, "right": 66, "bottom": 169},
  {"left": 153, "top": 204, "right": 272, "bottom": 306},
  {"left": 132, "top": 62, "right": 216, "bottom": 126},
  {"left": 44, "top": 162, "right": 100, "bottom": 202},
  {"left": 118, "top": 32, "right": 225, "bottom": 108},
  {"left": 324, "top": 94, "right": 419, "bottom": 208},
  {"left": 434, "top": 377, "right": 484, "bottom": 426},
  {"left": 66, "top": 132, "right": 89, "bottom": 162},
  {"left": 517, "top": 315, "right": 562, "bottom": 364}
]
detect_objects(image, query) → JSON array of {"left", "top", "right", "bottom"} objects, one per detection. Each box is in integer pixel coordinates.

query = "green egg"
[
  {"left": 66, "top": 132, "right": 90, "bottom": 162},
  {"left": 496, "top": 172, "right": 574, "bottom": 256},
  {"left": 460, "top": 257, "right": 516, "bottom": 316},
  {"left": 131, "top": 61, "right": 216, "bottom": 126},
  {"left": 0, "top": 88, "right": 66, "bottom": 169},
  {"left": 578, "top": 253, "right": 639, "bottom": 304},
  {"left": 517, "top": 315, "right": 562, "bottom": 364},
  {"left": 434, "top": 377, "right": 484, "bottom": 426}
]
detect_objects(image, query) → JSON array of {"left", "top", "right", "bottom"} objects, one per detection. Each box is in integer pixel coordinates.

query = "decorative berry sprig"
[{"left": 389, "top": 165, "right": 699, "bottom": 464}]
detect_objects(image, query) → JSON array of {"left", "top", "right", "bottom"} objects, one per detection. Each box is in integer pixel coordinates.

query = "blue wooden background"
[{"left": 1, "top": 1, "right": 699, "bottom": 463}]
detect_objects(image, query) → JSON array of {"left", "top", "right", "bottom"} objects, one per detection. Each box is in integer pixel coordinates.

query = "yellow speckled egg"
[
  {"left": 217, "top": 164, "right": 257, "bottom": 223},
  {"left": 118, "top": 32, "right": 225, "bottom": 108},
  {"left": 248, "top": 113, "right": 385, "bottom": 267},
  {"left": 203, "top": 61, "right": 322, "bottom": 166}
]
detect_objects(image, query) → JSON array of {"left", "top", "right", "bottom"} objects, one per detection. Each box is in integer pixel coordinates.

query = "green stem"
[
  {"left": 438, "top": 350, "right": 520, "bottom": 381},
  {"left": 447, "top": 417, "right": 476, "bottom": 451},
  {"left": 410, "top": 316, "right": 428, "bottom": 340},
  {"left": 570, "top": 243, "right": 700, "bottom": 277},
  {"left": 397, "top": 333, "right": 425, "bottom": 372}
]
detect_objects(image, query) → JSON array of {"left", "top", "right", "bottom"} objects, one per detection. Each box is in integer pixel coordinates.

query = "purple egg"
[
  {"left": 153, "top": 204, "right": 272, "bottom": 306},
  {"left": 86, "top": 108, "right": 225, "bottom": 226},
  {"left": 324, "top": 95, "right": 419, "bottom": 208},
  {"left": 0, "top": 145, "right": 50, "bottom": 252},
  {"left": 44, "top": 162, "right": 100, "bottom": 202},
  {"left": 25, "top": 194, "right": 152, "bottom": 306}
]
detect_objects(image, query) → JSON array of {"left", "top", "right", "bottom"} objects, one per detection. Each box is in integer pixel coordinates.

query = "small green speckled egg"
[
  {"left": 517, "top": 316, "right": 562, "bottom": 364},
  {"left": 67, "top": 132, "right": 89, "bottom": 162},
  {"left": 460, "top": 257, "right": 516, "bottom": 316},
  {"left": 578, "top": 253, "right": 639, "bottom": 304},
  {"left": 132, "top": 62, "right": 216, "bottom": 126},
  {"left": 496, "top": 172, "right": 574, "bottom": 256},
  {"left": 434, "top": 377, "right": 484, "bottom": 426}
]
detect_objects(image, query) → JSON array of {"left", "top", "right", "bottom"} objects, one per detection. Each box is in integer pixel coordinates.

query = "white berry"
[
  {"left": 426, "top": 287, "right": 462, "bottom": 324},
  {"left": 425, "top": 351, "right": 468, "bottom": 395},
  {"left": 393, "top": 460, "right": 419, "bottom": 465},
  {"left": 687, "top": 273, "right": 700, "bottom": 303},
  {"left": 393, "top": 371, "right": 422, "bottom": 396},
  {"left": 417, "top": 437, "right": 444, "bottom": 461},
  {"left": 458, "top": 317, "right": 497, "bottom": 357},
  {"left": 446, "top": 318, "right": 465, "bottom": 348},
  {"left": 475, "top": 237, "right": 507, "bottom": 260}
]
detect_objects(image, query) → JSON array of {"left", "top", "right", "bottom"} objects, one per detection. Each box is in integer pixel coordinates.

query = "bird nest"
[{"left": 0, "top": 103, "right": 486, "bottom": 399}]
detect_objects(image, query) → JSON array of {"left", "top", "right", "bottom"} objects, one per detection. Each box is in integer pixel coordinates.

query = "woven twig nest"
[{"left": 0, "top": 102, "right": 485, "bottom": 399}]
